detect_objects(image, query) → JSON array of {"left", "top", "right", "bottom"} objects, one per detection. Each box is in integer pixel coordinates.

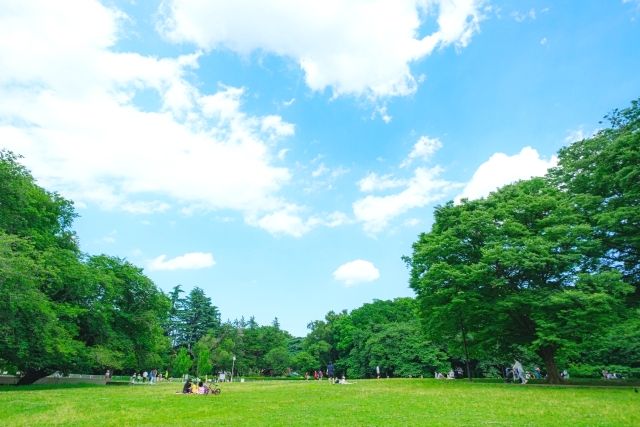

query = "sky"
[{"left": 1, "top": 0, "right": 639, "bottom": 337}]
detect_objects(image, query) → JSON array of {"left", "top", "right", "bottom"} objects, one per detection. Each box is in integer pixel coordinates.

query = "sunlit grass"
[{"left": 1, "top": 379, "right": 638, "bottom": 426}]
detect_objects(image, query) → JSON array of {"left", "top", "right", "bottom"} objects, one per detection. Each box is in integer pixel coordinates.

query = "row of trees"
[
  {"left": 405, "top": 99, "right": 640, "bottom": 383},
  {"left": 2, "top": 100, "right": 637, "bottom": 384}
]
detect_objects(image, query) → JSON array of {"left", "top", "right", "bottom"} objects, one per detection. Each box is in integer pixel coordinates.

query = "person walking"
[{"left": 512, "top": 360, "right": 527, "bottom": 384}]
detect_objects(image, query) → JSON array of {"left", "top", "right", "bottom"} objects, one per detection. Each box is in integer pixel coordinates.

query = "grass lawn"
[{"left": 0, "top": 379, "right": 638, "bottom": 426}]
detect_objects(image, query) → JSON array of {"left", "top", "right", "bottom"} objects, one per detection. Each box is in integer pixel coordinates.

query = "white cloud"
[
  {"left": 540, "top": 37, "right": 548, "bottom": 46},
  {"left": 0, "top": 0, "right": 300, "bottom": 233},
  {"left": 358, "top": 172, "right": 407, "bottom": 192},
  {"left": 159, "top": 0, "right": 485, "bottom": 98},
  {"left": 455, "top": 147, "right": 558, "bottom": 203},
  {"left": 148, "top": 252, "right": 215, "bottom": 271},
  {"left": 333, "top": 259, "right": 380, "bottom": 287},
  {"left": 121, "top": 201, "right": 171, "bottom": 214},
  {"left": 249, "top": 205, "right": 349, "bottom": 237},
  {"left": 354, "top": 167, "right": 461, "bottom": 233},
  {"left": 400, "top": 135, "right": 442, "bottom": 168}
]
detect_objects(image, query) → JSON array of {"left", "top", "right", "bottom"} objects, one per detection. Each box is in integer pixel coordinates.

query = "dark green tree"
[
  {"left": 182, "top": 287, "right": 220, "bottom": 351},
  {"left": 406, "top": 178, "right": 631, "bottom": 383}
]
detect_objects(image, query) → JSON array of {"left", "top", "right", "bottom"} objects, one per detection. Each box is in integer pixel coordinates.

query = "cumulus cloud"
[
  {"left": 159, "top": 0, "right": 485, "bottom": 98},
  {"left": 148, "top": 252, "right": 215, "bottom": 271},
  {"left": 354, "top": 167, "right": 461, "bottom": 233},
  {"left": 455, "top": 147, "right": 558, "bottom": 203},
  {"left": 0, "top": 0, "right": 308, "bottom": 235},
  {"left": 333, "top": 259, "right": 380, "bottom": 287},
  {"left": 400, "top": 135, "right": 442, "bottom": 168},
  {"left": 249, "top": 206, "right": 349, "bottom": 238}
]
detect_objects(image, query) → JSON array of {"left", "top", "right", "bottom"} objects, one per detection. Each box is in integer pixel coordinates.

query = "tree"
[
  {"left": 196, "top": 347, "right": 212, "bottom": 378},
  {"left": 0, "top": 233, "right": 86, "bottom": 384},
  {"left": 549, "top": 99, "right": 640, "bottom": 303},
  {"left": 360, "top": 322, "right": 448, "bottom": 378},
  {"left": 0, "top": 152, "right": 171, "bottom": 383},
  {"left": 84, "top": 255, "right": 171, "bottom": 372},
  {"left": 264, "top": 347, "right": 291, "bottom": 376},
  {"left": 406, "top": 178, "right": 631, "bottom": 383},
  {"left": 182, "top": 287, "right": 220, "bottom": 351},
  {"left": 172, "top": 347, "right": 192, "bottom": 378}
]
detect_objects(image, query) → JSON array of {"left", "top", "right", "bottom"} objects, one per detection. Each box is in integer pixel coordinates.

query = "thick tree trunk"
[
  {"left": 537, "top": 346, "right": 562, "bottom": 384},
  {"left": 17, "top": 369, "right": 50, "bottom": 385}
]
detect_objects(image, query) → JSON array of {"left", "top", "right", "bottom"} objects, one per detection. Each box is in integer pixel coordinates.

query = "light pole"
[{"left": 231, "top": 355, "right": 236, "bottom": 383}]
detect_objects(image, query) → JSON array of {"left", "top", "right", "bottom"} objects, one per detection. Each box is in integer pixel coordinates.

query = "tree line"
[{"left": 1, "top": 100, "right": 638, "bottom": 384}]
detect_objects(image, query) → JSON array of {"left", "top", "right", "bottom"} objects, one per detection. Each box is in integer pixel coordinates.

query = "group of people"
[
  {"left": 181, "top": 378, "right": 218, "bottom": 394},
  {"left": 434, "top": 366, "right": 464, "bottom": 380},
  {"left": 130, "top": 368, "right": 165, "bottom": 384},
  {"left": 602, "top": 370, "right": 623, "bottom": 380},
  {"left": 305, "top": 362, "right": 351, "bottom": 384},
  {"left": 305, "top": 362, "right": 336, "bottom": 381}
]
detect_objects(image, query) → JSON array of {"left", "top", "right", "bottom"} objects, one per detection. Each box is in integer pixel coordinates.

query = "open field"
[{"left": 1, "top": 379, "right": 638, "bottom": 426}]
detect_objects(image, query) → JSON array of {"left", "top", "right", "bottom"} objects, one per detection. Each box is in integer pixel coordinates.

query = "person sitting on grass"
[
  {"left": 182, "top": 378, "right": 193, "bottom": 394},
  {"left": 198, "top": 381, "right": 206, "bottom": 394}
]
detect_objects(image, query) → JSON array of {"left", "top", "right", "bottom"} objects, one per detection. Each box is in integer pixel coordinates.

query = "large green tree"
[
  {"left": 0, "top": 151, "right": 171, "bottom": 383},
  {"left": 406, "top": 178, "right": 631, "bottom": 383}
]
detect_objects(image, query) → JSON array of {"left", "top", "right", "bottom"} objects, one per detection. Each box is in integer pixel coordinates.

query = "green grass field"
[{"left": 1, "top": 379, "right": 638, "bottom": 426}]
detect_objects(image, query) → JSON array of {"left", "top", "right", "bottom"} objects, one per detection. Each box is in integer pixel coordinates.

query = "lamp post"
[{"left": 231, "top": 355, "right": 236, "bottom": 383}]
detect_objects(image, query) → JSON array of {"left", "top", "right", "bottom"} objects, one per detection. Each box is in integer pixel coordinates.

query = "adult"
[
  {"left": 327, "top": 363, "right": 335, "bottom": 381},
  {"left": 376, "top": 365, "right": 380, "bottom": 379},
  {"left": 512, "top": 360, "right": 527, "bottom": 384},
  {"left": 182, "top": 378, "right": 193, "bottom": 394}
]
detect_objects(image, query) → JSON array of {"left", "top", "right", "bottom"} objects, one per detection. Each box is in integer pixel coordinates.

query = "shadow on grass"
[
  {"left": 0, "top": 383, "right": 102, "bottom": 392},
  {"left": 472, "top": 378, "right": 640, "bottom": 387}
]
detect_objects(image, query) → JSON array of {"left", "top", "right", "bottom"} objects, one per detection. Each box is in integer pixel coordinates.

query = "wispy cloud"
[
  {"left": 400, "top": 135, "right": 442, "bottom": 168},
  {"left": 354, "top": 167, "right": 461, "bottom": 234}
]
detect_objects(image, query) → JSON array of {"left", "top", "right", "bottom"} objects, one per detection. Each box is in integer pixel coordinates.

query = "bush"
[{"left": 568, "top": 364, "right": 640, "bottom": 379}]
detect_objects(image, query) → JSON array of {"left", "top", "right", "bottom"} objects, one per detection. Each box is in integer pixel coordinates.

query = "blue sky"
[{"left": 1, "top": 0, "right": 639, "bottom": 336}]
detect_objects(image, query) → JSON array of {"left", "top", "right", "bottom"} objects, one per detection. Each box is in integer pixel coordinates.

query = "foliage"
[
  {"left": 549, "top": 99, "right": 640, "bottom": 303},
  {"left": 405, "top": 178, "right": 632, "bottom": 383},
  {"left": 0, "top": 151, "right": 170, "bottom": 383},
  {"left": 172, "top": 347, "right": 192, "bottom": 378}
]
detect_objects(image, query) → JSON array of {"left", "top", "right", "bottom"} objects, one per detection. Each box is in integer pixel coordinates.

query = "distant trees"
[{"left": 301, "top": 299, "right": 448, "bottom": 379}]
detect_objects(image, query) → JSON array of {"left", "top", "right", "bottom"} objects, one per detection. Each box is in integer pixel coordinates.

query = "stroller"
[{"left": 204, "top": 381, "right": 221, "bottom": 395}]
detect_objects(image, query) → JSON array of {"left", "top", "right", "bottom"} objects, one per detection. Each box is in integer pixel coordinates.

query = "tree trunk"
[
  {"left": 537, "top": 346, "right": 562, "bottom": 384},
  {"left": 459, "top": 319, "right": 472, "bottom": 381},
  {"left": 17, "top": 369, "right": 50, "bottom": 385}
]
